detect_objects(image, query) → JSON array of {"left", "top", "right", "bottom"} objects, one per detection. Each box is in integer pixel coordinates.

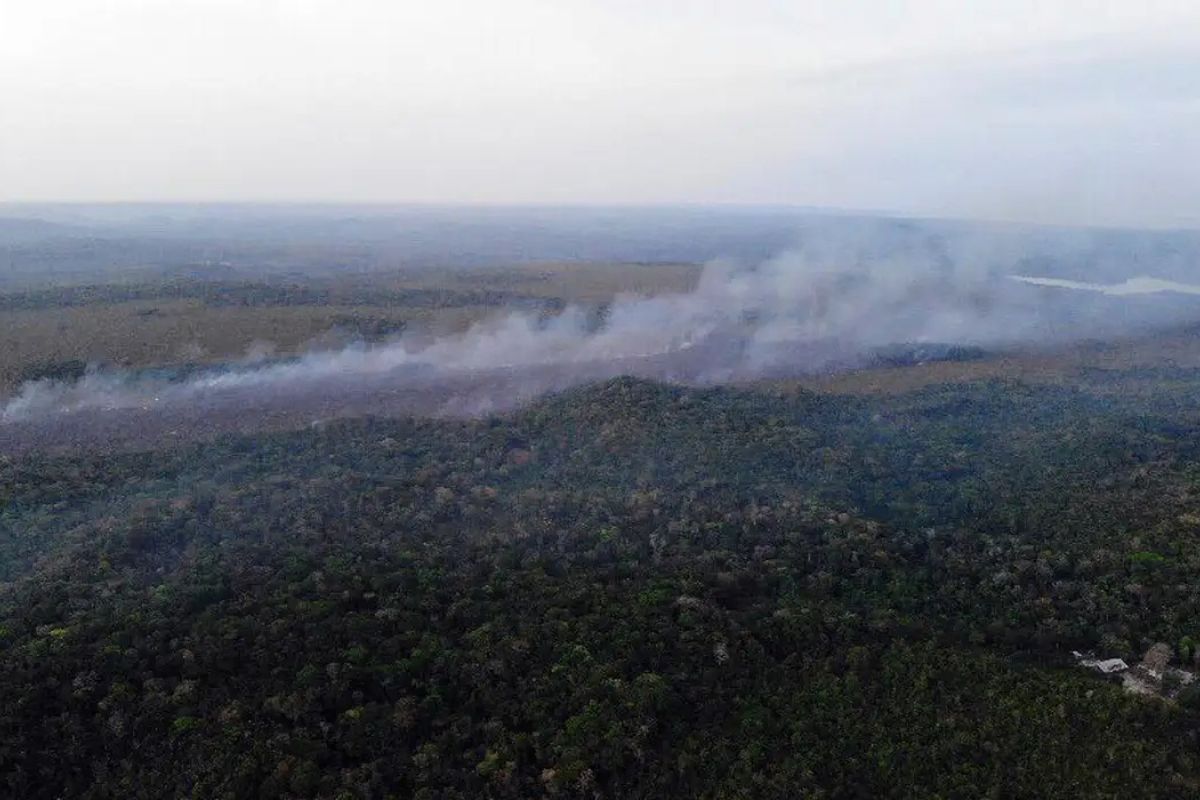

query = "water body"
[{"left": 1012, "top": 275, "right": 1200, "bottom": 297}]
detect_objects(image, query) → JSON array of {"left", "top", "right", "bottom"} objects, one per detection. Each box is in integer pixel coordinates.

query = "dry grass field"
[
  {"left": 0, "top": 262, "right": 703, "bottom": 394},
  {"left": 382, "top": 261, "right": 701, "bottom": 302},
  {"left": 775, "top": 326, "right": 1200, "bottom": 396},
  {"left": 8, "top": 256, "right": 1200, "bottom": 406}
]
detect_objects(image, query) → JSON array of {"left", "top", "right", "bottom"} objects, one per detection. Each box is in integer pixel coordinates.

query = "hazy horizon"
[
  {"left": 4, "top": 2, "right": 1199, "bottom": 229},
  {"left": 5, "top": 201, "right": 1200, "bottom": 238}
]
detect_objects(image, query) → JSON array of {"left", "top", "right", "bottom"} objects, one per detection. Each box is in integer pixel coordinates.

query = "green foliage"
[
  {"left": 3, "top": 375, "right": 1200, "bottom": 797},
  {"left": 1132, "top": 551, "right": 1169, "bottom": 567},
  {"left": 16, "top": 358, "right": 88, "bottom": 384},
  {"left": 171, "top": 715, "right": 202, "bottom": 736}
]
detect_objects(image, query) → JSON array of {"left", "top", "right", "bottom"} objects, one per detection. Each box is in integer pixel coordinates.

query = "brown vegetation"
[{"left": 0, "top": 262, "right": 702, "bottom": 394}]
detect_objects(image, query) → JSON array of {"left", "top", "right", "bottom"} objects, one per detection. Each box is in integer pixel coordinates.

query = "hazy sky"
[{"left": 3, "top": 1, "right": 1198, "bottom": 227}]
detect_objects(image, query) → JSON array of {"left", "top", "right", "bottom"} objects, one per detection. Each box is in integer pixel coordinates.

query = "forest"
[
  {"left": 6, "top": 370, "right": 1200, "bottom": 797},
  {"left": 6, "top": 0, "right": 1200, "bottom": 791}
]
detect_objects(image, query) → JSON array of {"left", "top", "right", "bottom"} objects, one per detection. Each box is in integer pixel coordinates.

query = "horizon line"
[{"left": 2, "top": 199, "right": 1198, "bottom": 235}]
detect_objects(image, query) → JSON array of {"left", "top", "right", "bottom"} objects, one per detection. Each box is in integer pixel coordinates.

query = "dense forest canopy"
[{"left": 5, "top": 370, "right": 1200, "bottom": 797}]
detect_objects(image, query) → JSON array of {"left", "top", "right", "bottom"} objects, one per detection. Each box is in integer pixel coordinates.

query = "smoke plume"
[{"left": 2, "top": 233, "right": 1198, "bottom": 433}]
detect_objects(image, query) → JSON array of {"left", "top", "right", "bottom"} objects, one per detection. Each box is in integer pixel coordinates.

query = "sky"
[{"left": 2, "top": 1, "right": 1198, "bottom": 228}]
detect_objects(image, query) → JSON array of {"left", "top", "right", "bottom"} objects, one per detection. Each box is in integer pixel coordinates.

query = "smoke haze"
[{"left": 6, "top": 225, "right": 1198, "bottom": 431}]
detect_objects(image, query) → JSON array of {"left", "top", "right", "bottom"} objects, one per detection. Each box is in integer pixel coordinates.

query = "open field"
[
  {"left": 781, "top": 326, "right": 1200, "bottom": 395},
  {"left": 0, "top": 261, "right": 702, "bottom": 393}
]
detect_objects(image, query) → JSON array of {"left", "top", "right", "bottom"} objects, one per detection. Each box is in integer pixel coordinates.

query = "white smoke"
[{"left": 1, "top": 243, "right": 1194, "bottom": 424}]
